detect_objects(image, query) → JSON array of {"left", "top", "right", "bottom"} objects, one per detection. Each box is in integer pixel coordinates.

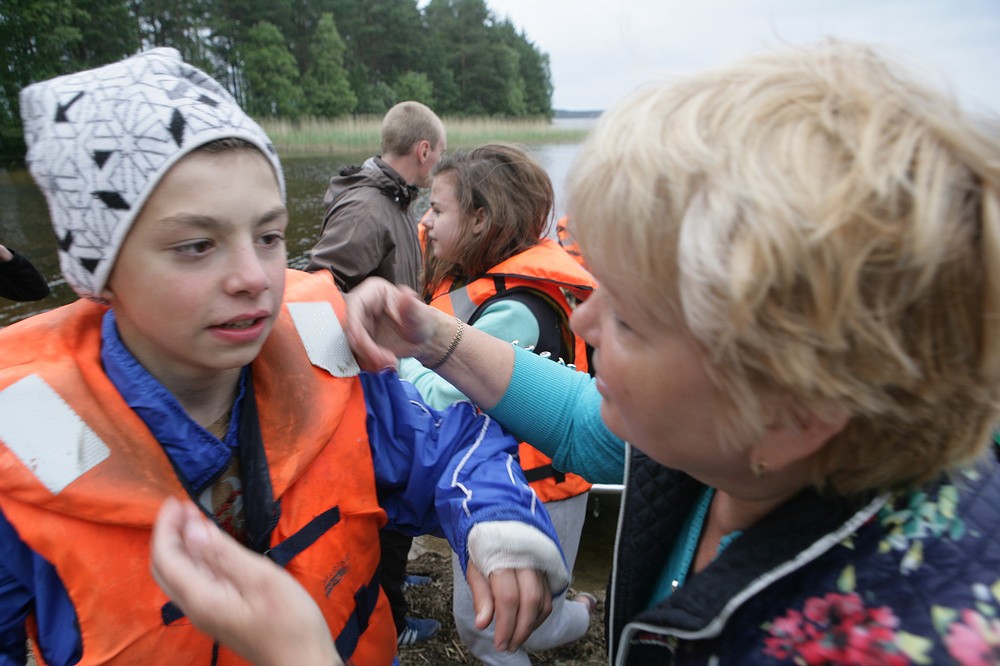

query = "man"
[
  {"left": 307, "top": 100, "right": 447, "bottom": 646},
  {"left": 306, "top": 100, "right": 446, "bottom": 293}
]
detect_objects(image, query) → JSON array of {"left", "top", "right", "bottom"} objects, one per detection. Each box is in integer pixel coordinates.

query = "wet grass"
[{"left": 259, "top": 116, "right": 589, "bottom": 157}]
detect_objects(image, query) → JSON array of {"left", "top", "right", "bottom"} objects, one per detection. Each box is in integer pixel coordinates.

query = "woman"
[
  {"left": 153, "top": 41, "right": 1000, "bottom": 665},
  {"left": 406, "top": 143, "right": 599, "bottom": 662}
]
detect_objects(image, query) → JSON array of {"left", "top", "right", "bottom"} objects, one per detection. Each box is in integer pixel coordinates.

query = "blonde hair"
[
  {"left": 423, "top": 143, "right": 554, "bottom": 296},
  {"left": 380, "top": 101, "right": 445, "bottom": 157},
  {"left": 568, "top": 41, "right": 1000, "bottom": 496}
]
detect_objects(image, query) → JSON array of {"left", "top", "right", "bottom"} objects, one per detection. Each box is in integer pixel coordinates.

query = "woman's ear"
[{"left": 753, "top": 401, "right": 850, "bottom": 472}]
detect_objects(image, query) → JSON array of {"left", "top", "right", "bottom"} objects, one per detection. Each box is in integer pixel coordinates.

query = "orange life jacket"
[
  {"left": 555, "top": 216, "right": 587, "bottom": 269},
  {"left": 0, "top": 269, "right": 396, "bottom": 665},
  {"left": 428, "top": 239, "right": 596, "bottom": 502}
]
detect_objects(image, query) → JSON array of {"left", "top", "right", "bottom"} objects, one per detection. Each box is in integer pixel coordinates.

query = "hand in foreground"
[
  {"left": 344, "top": 277, "right": 444, "bottom": 371},
  {"left": 150, "top": 497, "right": 341, "bottom": 666},
  {"left": 467, "top": 561, "right": 552, "bottom": 652}
]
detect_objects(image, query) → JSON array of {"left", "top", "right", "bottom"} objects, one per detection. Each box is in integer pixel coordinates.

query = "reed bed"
[{"left": 259, "top": 115, "right": 589, "bottom": 156}]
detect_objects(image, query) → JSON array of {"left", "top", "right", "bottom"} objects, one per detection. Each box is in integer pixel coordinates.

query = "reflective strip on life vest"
[
  {"left": 287, "top": 301, "right": 360, "bottom": 377},
  {"left": 0, "top": 374, "right": 110, "bottom": 494},
  {"left": 446, "top": 286, "right": 479, "bottom": 323}
]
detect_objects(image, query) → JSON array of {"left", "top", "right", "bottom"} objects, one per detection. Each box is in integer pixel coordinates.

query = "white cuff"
[{"left": 467, "top": 521, "right": 571, "bottom": 594}]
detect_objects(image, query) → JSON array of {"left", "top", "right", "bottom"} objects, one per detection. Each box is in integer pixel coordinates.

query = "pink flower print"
[
  {"left": 764, "top": 591, "right": 909, "bottom": 665},
  {"left": 943, "top": 608, "right": 1000, "bottom": 666}
]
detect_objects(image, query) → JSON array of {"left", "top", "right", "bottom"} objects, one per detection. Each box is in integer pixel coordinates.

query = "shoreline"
[{"left": 260, "top": 116, "right": 591, "bottom": 157}]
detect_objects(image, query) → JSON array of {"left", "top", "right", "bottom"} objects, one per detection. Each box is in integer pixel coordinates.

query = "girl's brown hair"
[{"left": 422, "top": 143, "right": 554, "bottom": 298}]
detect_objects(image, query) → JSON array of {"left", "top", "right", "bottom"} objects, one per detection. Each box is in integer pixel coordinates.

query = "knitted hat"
[{"left": 19, "top": 47, "right": 284, "bottom": 299}]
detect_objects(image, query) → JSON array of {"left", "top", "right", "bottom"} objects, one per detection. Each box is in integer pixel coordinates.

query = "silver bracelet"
[{"left": 427, "top": 319, "right": 464, "bottom": 370}]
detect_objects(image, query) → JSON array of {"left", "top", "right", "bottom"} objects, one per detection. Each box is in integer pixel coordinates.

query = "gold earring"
[{"left": 751, "top": 460, "right": 768, "bottom": 478}]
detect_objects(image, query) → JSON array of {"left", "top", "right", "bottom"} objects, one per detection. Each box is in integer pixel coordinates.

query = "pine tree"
[{"left": 303, "top": 13, "right": 357, "bottom": 117}]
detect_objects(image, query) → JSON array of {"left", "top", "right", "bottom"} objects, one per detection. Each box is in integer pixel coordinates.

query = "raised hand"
[{"left": 150, "top": 497, "right": 341, "bottom": 666}]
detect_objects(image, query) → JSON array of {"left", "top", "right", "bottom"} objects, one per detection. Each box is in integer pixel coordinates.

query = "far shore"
[{"left": 260, "top": 115, "right": 591, "bottom": 157}]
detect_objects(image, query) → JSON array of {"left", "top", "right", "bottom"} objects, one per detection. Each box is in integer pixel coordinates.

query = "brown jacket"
[{"left": 306, "top": 156, "right": 422, "bottom": 291}]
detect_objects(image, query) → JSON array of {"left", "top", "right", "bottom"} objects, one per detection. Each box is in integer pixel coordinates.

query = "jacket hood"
[{"left": 323, "top": 156, "right": 418, "bottom": 210}]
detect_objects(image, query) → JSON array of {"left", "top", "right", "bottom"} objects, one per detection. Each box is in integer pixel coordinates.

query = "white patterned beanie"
[{"left": 19, "top": 47, "right": 284, "bottom": 299}]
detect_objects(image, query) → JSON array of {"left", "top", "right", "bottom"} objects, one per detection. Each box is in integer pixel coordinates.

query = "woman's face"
[
  {"left": 571, "top": 254, "right": 748, "bottom": 480},
  {"left": 424, "top": 172, "right": 470, "bottom": 264}
]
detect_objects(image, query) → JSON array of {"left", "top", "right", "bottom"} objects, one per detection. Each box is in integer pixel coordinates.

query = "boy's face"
[{"left": 101, "top": 148, "right": 287, "bottom": 390}]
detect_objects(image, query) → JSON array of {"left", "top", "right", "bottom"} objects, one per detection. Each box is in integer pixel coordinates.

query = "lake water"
[{"left": 0, "top": 141, "right": 585, "bottom": 326}]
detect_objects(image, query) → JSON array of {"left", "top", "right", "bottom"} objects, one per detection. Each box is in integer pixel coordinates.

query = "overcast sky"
[{"left": 482, "top": 0, "right": 1000, "bottom": 115}]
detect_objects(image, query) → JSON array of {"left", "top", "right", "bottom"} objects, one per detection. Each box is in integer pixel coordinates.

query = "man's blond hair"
[
  {"left": 568, "top": 41, "right": 1000, "bottom": 496},
  {"left": 380, "top": 101, "right": 444, "bottom": 157}
]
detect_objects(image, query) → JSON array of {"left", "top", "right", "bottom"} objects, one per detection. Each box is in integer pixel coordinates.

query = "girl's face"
[
  {"left": 424, "top": 172, "right": 477, "bottom": 264},
  {"left": 102, "top": 149, "right": 287, "bottom": 394}
]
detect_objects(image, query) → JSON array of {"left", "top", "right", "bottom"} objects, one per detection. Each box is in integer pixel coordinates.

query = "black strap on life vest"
[
  {"left": 267, "top": 506, "right": 342, "bottom": 567},
  {"left": 238, "top": 368, "right": 282, "bottom": 555},
  {"left": 523, "top": 464, "right": 566, "bottom": 484},
  {"left": 160, "top": 504, "right": 344, "bottom": 626},
  {"left": 333, "top": 577, "right": 382, "bottom": 659},
  {"left": 471, "top": 277, "right": 597, "bottom": 377},
  {"left": 164, "top": 564, "right": 381, "bottom": 662}
]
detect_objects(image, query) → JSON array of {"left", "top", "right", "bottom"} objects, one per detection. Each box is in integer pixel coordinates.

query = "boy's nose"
[{"left": 225, "top": 245, "right": 270, "bottom": 296}]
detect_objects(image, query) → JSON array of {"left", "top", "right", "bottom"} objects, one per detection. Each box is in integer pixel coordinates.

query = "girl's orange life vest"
[
  {"left": 555, "top": 216, "right": 587, "bottom": 269},
  {"left": 0, "top": 270, "right": 397, "bottom": 665},
  {"left": 429, "top": 238, "right": 596, "bottom": 502}
]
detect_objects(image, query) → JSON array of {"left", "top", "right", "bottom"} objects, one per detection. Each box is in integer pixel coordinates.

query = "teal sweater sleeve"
[
  {"left": 399, "top": 299, "right": 540, "bottom": 410},
  {"left": 490, "top": 347, "right": 626, "bottom": 485}
]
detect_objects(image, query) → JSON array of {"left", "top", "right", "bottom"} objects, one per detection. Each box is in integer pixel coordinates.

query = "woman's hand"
[
  {"left": 150, "top": 497, "right": 341, "bottom": 666},
  {"left": 346, "top": 277, "right": 517, "bottom": 410},
  {"left": 344, "top": 277, "right": 446, "bottom": 370}
]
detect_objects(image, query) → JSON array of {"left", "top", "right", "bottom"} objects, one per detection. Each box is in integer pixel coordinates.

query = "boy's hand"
[
  {"left": 466, "top": 561, "right": 553, "bottom": 652},
  {"left": 151, "top": 497, "right": 342, "bottom": 666}
]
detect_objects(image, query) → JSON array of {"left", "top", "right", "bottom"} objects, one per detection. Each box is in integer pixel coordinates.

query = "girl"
[{"left": 404, "top": 144, "right": 600, "bottom": 662}]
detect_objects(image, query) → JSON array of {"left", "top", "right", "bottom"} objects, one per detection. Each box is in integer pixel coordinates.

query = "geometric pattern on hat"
[{"left": 19, "top": 47, "right": 284, "bottom": 299}]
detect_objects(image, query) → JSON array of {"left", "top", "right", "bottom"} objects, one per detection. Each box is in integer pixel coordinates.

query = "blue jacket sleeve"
[
  {"left": 361, "top": 369, "right": 561, "bottom": 570},
  {"left": 0, "top": 507, "right": 80, "bottom": 666},
  {"left": 0, "top": 507, "right": 33, "bottom": 664}
]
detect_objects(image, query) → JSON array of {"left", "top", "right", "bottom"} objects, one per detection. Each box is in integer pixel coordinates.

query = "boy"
[{"left": 0, "top": 49, "right": 566, "bottom": 665}]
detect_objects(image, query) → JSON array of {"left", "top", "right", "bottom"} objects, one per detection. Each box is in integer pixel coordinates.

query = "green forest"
[{"left": 0, "top": 0, "right": 554, "bottom": 156}]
